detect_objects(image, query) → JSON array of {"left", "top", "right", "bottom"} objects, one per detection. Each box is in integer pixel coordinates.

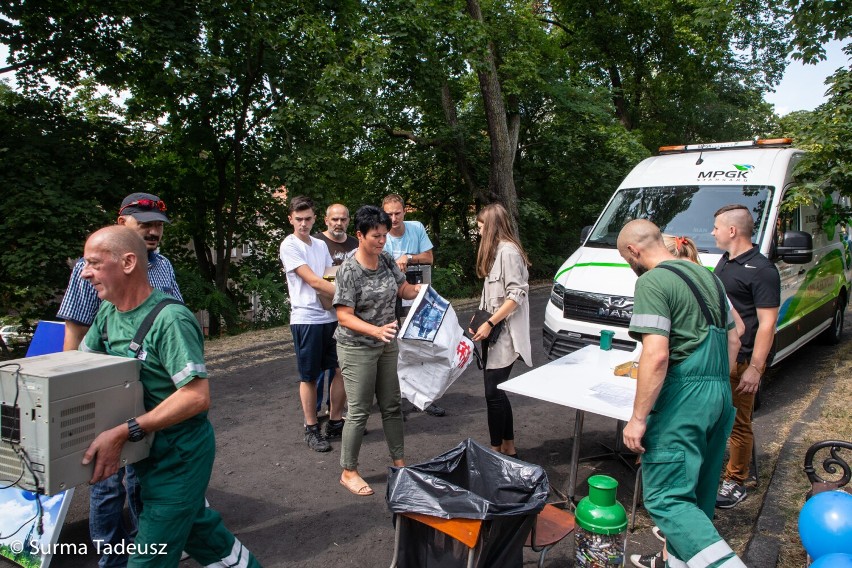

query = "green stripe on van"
[
  {"left": 555, "top": 261, "right": 715, "bottom": 281},
  {"left": 777, "top": 248, "right": 846, "bottom": 327},
  {"left": 555, "top": 262, "right": 630, "bottom": 280}
]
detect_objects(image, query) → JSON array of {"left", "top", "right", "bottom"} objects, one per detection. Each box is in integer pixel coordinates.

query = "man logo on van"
[
  {"left": 697, "top": 164, "right": 754, "bottom": 182},
  {"left": 598, "top": 296, "right": 633, "bottom": 320}
]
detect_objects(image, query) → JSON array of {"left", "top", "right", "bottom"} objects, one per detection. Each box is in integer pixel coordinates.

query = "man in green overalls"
[
  {"left": 617, "top": 220, "right": 746, "bottom": 568},
  {"left": 80, "top": 226, "right": 262, "bottom": 568}
]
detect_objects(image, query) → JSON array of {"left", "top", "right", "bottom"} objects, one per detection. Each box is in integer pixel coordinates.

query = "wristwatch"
[
  {"left": 406, "top": 254, "right": 414, "bottom": 263},
  {"left": 126, "top": 418, "right": 146, "bottom": 442}
]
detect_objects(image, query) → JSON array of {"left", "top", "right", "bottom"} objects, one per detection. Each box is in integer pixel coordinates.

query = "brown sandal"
[{"left": 340, "top": 476, "right": 374, "bottom": 496}]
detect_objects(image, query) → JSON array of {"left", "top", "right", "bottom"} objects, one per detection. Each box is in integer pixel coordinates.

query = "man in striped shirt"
[
  {"left": 59, "top": 192, "right": 183, "bottom": 350},
  {"left": 58, "top": 192, "right": 183, "bottom": 568}
]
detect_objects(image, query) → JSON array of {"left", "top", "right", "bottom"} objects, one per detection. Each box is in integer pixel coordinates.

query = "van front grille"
[{"left": 562, "top": 291, "right": 634, "bottom": 327}]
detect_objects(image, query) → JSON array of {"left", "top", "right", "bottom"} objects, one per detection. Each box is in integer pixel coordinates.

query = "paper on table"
[{"left": 588, "top": 382, "right": 635, "bottom": 409}]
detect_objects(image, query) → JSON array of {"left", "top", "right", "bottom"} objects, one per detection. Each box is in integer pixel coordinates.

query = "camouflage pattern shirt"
[{"left": 333, "top": 251, "right": 406, "bottom": 347}]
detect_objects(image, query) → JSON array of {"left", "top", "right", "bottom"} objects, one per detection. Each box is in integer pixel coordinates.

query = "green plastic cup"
[{"left": 600, "top": 330, "right": 615, "bottom": 350}]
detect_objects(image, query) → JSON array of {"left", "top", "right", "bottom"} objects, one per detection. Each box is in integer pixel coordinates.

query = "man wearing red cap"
[
  {"left": 58, "top": 192, "right": 183, "bottom": 568},
  {"left": 59, "top": 192, "right": 183, "bottom": 350}
]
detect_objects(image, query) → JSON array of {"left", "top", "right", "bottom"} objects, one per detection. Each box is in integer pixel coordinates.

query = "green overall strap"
[
  {"left": 656, "top": 264, "right": 726, "bottom": 328},
  {"left": 100, "top": 298, "right": 184, "bottom": 359}
]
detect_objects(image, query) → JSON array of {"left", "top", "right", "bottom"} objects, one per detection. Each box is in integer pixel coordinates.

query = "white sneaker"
[{"left": 630, "top": 552, "right": 663, "bottom": 568}]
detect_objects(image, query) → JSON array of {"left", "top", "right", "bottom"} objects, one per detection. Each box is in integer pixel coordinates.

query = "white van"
[{"left": 543, "top": 138, "right": 852, "bottom": 366}]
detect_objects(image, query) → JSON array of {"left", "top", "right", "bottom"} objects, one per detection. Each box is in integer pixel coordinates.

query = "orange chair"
[
  {"left": 389, "top": 513, "right": 483, "bottom": 568},
  {"left": 525, "top": 503, "right": 576, "bottom": 568}
]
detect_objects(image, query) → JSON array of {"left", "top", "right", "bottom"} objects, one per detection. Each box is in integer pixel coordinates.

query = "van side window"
[{"left": 776, "top": 205, "right": 800, "bottom": 246}]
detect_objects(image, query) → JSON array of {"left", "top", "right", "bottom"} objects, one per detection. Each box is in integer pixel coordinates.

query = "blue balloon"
[
  {"left": 810, "top": 553, "right": 852, "bottom": 568},
  {"left": 798, "top": 491, "right": 852, "bottom": 559},
  {"left": 20, "top": 490, "right": 38, "bottom": 501}
]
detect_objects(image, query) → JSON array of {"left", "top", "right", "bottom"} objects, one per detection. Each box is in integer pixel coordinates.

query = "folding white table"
[{"left": 499, "top": 345, "right": 639, "bottom": 506}]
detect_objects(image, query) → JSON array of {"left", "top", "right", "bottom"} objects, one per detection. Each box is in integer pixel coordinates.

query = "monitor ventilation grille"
[{"left": 59, "top": 402, "right": 96, "bottom": 450}]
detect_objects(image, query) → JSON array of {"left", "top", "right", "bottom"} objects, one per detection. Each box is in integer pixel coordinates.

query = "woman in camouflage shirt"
[{"left": 333, "top": 205, "right": 422, "bottom": 496}]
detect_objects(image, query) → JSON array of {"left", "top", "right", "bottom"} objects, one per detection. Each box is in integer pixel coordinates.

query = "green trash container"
[{"left": 575, "top": 475, "right": 628, "bottom": 567}]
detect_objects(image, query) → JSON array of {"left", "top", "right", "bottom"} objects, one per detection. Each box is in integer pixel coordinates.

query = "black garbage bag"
[{"left": 387, "top": 438, "right": 549, "bottom": 567}]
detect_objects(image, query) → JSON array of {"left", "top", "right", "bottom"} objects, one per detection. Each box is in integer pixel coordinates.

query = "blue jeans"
[
  {"left": 89, "top": 466, "right": 143, "bottom": 568},
  {"left": 316, "top": 369, "right": 330, "bottom": 413}
]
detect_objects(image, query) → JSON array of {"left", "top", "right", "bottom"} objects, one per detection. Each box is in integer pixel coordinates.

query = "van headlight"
[{"left": 550, "top": 282, "right": 565, "bottom": 310}]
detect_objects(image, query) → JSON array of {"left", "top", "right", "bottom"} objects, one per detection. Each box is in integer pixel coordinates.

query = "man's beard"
[
  {"left": 331, "top": 229, "right": 346, "bottom": 239},
  {"left": 630, "top": 263, "right": 648, "bottom": 277}
]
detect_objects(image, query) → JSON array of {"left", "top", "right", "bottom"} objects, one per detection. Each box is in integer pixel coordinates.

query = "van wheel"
[{"left": 820, "top": 297, "right": 845, "bottom": 345}]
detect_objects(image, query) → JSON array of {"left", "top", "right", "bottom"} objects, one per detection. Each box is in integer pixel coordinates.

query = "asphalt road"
[{"left": 2, "top": 284, "right": 845, "bottom": 567}]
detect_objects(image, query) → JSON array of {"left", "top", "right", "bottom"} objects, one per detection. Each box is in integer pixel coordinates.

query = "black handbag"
[{"left": 468, "top": 309, "right": 504, "bottom": 343}]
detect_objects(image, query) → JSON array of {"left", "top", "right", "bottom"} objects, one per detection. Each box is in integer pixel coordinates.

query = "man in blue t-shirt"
[
  {"left": 381, "top": 194, "right": 446, "bottom": 417},
  {"left": 381, "top": 193, "right": 434, "bottom": 271}
]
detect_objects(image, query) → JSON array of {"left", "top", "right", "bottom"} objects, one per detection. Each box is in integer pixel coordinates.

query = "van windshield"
[{"left": 587, "top": 185, "right": 773, "bottom": 253}]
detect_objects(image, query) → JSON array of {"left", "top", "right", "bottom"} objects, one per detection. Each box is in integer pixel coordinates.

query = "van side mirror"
[
  {"left": 775, "top": 230, "right": 813, "bottom": 264},
  {"left": 580, "top": 225, "right": 592, "bottom": 244}
]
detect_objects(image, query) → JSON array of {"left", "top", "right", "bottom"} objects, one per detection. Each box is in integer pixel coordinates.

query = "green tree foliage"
[
  {"left": 787, "top": 0, "right": 852, "bottom": 64},
  {"left": 0, "top": 0, "right": 821, "bottom": 326},
  {"left": 776, "top": 61, "right": 852, "bottom": 206},
  {"left": 545, "top": 0, "right": 785, "bottom": 150},
  {"left": 0, "top": 84, "right": 140, "bottom": 320},
  {"left": 778, "top": 2, "right": 852, "bottom": 208},
  {"left": 3, "top": 0, "right": 369, "bottom": 334},
  {"left": 321, "top": 0, "right": 648, "bottom": 277}
]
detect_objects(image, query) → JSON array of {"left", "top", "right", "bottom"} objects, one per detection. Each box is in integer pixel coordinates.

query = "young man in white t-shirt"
[{"left": 280, "top": 196, "right": 347, "bottom": 452}]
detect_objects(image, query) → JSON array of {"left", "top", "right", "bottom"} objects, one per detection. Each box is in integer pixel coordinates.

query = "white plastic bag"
[{"left": 397, "top": 285, "right": 475, "bottom": 409}]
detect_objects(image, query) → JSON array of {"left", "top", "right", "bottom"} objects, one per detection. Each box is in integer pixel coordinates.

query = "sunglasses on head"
[{"left": 119, "top": 199, "right": 167, "bottom": 216}]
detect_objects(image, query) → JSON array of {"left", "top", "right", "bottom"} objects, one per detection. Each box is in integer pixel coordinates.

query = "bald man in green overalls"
[
  {"left": 618, "top": 220, "right": 746, "bottom": 568},
  {"left": 80, "top": 226, "right": 261, "bottom": 568}
]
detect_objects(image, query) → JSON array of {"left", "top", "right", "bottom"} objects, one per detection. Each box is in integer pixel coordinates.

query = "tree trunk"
[
  {"left": 608, "top": 64, "right": 633, "bottom": 130},
  {"left": 465, "top": 0, "right": 520, "bottom": 226},
  {"left": 440, "top": 80, "right": 486, "bottom": 202}
]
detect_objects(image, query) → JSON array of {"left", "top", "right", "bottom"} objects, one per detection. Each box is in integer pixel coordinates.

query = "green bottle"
[{"left": 575, "top": 475, "right": 628, "bottom": 567}]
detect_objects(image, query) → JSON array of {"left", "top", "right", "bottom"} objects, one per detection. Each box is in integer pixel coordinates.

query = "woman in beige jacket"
[{"left": 469, "top": 203, "right": 533, "bottom": 457}]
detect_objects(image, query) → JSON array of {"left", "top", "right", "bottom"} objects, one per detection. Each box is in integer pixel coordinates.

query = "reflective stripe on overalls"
[{"left": 641, "top": 265, "right": 745, "bottom": 568}]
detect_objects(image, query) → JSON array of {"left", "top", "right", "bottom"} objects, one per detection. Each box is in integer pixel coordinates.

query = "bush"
[
  {"left": 242, "top": 274, "right": 290, "bottom": 328},
  {"left": 431, "top": 261, "right": 478, "bottom": 300}
]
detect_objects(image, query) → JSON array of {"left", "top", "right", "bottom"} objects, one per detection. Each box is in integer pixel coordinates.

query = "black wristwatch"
[{"left": 126, "top": 418, "right": 146, "bottom": 442}]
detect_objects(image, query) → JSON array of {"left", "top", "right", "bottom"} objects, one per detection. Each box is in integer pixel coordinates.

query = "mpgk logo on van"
[{"left": 697, "top": 163, "right": 754, "bottom": 182}]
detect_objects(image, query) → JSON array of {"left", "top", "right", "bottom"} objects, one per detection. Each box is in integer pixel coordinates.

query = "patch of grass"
[{"left": 776, "top": 355, "right": 852, "bottom": 567}]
